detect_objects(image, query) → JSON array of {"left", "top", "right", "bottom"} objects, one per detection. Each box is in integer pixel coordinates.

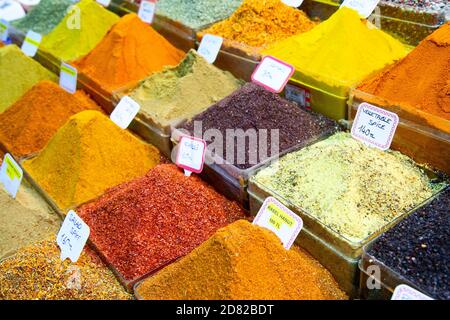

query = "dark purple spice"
[
  {"left": 369, "top": 187, "right": 450, "bottom": 300},
  {"left": 179, "top": 83, "right": 338, "bottom": 169}
]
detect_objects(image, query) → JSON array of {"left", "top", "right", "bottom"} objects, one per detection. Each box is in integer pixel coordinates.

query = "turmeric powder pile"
[
  {"left": 22, "top": 110, "right": 160, "bottom": 210},
  {"left": 135, "top": 220, "right": 347, "bottom": 300}
]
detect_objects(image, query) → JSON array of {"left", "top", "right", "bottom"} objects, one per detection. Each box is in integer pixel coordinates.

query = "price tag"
[
  {"left": 176, "top": 136, "right": 206, "bottom": 176},
  {"left": 285, "top": 84, "right": 311, "bottom": 110},
  {"left": 0, "top": 19, "right": 9, "bottom": 42},
  {"left": 110, "top": 96, "right": 140, "bottom": 129},
  {"left": 0, "top": 0, "right": 26, "bottom": 22},
  {"left": 341, "top": 0, "right": 380, "bottom": 18},
  {"left": 282, "top": 0, "right": 304, "bottom": 7},
  {"left": 197, "top": 34, "right": 223, "bottom": 64},
  {"left": 21, "top": 30, "right": 41, "bottom": 57},
  {"left": 138, "top": 0, "right": 157, "bottom": 24},
  {"left": 351, "top": 102, "right": 398, "bottom": 151},
  {"left": 391, "top": 285, "right": 433, "bottom": 300},
  {"left": 59, "top": 62, "right": 77, "bottom": 94},
  {"left": 96, "top": 0, "right": 111, "bottom": 7},
  {"left": 0, "top": 153, "right": 23, "bottom": 199},
  {"left": 57, "top": 210, "right": 90, "bottom": 263},
  {"left": 253, "top": 197, "right": 303, "bottom": 250},
  {"left": 251, "top": 55, "right": 295, "bottom": 93}
]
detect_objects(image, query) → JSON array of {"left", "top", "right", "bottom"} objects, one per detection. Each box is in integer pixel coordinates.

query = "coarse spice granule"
[
  {"left": 0, "top": 45, "right": 57, "bottom": 112},
  {"left": 75, "top": 13, "right": 184, "bottom": 93},
  {"left": 201, "top": 0, "right": 317, "bottom": 54},
  {"left": 22, "top": 110, "right": 160, "bottom": 210},
  {"left": 0, "top": 238, "right": 131, "bottom": 300},
  {"left": 12, "top": 0, "right": 73, "bottom": 35},
  {"left": 135, "top": 220, "right": 347, "bottom": 300},
  {"left": 128, "top": 50, "right": 243, "bottom": 127},
  {"left": 252, "top": 132, "right": 442, "bottom": 244},
  {"left": 77, "top": 164, "right": 246, "bottom": 282},
  {"left": 0, "top": 80, "right": 101, "bottom": 159},
  {"left": 155, "top": 0, "right": 243, "bottom": 30},
  {"left": 180, "top": 82, "right": 339, "bottom": 169},
  {"left": 369, "top": 187, "right": 450, "bottom": 300}
]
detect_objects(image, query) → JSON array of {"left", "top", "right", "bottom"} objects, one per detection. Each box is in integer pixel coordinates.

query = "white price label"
[
  {"left": 110, "top": 96, "right": 140, "bottom": 129},
  {"left": 251, "top": 56, "right": 295, "bottom": 93},
  {"left": 96, "top": 0, "right": 111, "bottom": 7},
  {"left": 197, "top": 34, "right": 223, "bottom": 64},
  {"left": 351, "top": 102, "right": 398, "bottom": 151},
  {"left": 176, "top": 136, "right": 206, "bottom": 176},
  {"left": 341, "top": 0, "right": 380, "bottom": 18},
  {"left": 57, "top": 210, "right": 90, "bottom": 263},
  {"left": 391, "top": 285, "right": 433, "bottom": 300},
  {"left": 282, "top": 0, "right": 304, "bottom": 7},
  {"left": 21, "top": 30, "right": 41, "bottom": 57},
  {"left": 0, "top": 0, "right": 26, "bottom": 22},
  {"left": 253, "top": 197, "right": 303, "bottom": 250},
  {"left": 59, "top": 62, "right": 77, "bottom": 94},
  {"left": 138, "top": 0, "right": 157, "bottom": 24},
  {"left": 0, "top": 153, "right": 23, "bottom": 199},
  {"left": 0, "top": 19, "right": 9, "bottom": 42}
]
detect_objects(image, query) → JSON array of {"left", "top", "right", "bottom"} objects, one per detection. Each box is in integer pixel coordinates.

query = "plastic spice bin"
[
  {"left": 248, "top": 164, "right": 446, "bottom": 297},
  {"left": 349, "top": 89, "right": 450, "bottom": 175},
  {"left": 172, "top": 124, "right": 339, "bottom": 208}
]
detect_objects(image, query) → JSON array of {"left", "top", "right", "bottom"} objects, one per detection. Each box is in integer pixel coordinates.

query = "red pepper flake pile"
[{"left": 77, "top": 164, "right": 246, "bottom": 283}]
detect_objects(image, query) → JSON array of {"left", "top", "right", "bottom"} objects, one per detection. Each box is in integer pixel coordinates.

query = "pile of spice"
[
  {"left": 12, "top": 0, "right": 73, "bottom": 35},
  {"left": 0, "top": 45, "right": 57, "bottom": 112},
  {"left": 252, "top": 132, "right": 441, "bottom": 244},
  {"left": 0, "top": 81, "right": 101, "bottom": 159},
  {"left": 135, "top": 220, "right": 347, "bottom": 300},
  {"left": 40, "top": 0, "right": 120, "bottom": 62},
  {"left": 381, "top": 0, "right": 449, "bottom": 13},
  {"left": 263, "top": 7, "right": 408, "bottom": 91},
  {"left": 129, "top": 50, "right": 242, "bottom": 127},
  {"left": 201, "top": 0, "right": 317, "bottom": 55},
  {"left": 179, "top": 83, "right": 338, "bottom": 169},
  {"left": 0, "top": 238, "right": 131, "bottom": 300},
  {"left": 22, "top": 110, "right": 160, "bottom": 210},
  {"left": 77, "top": 164, "right": 246, "bottom": 283},
  {"left": 368, "top": 187, "right": 449, "bottom": 300},
  {"left": 356, "top": 22, "right": 450, "bottom": 134},
  {"left": 75, "top": 13, "right": 184, "bottom": 93},
  {"left": 0, "top": 162, "right": 60, "bottom": 259},
  {"left": 155, "top": 0, "right": 243, "bottom": 29}
]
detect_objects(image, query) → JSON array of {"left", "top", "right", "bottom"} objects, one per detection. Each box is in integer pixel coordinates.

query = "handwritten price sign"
[
  {"left": 110, "top": 96, "right": 141, "bottom": 129},
  {"left": 57, "top": 210, "right": 90, "bottom": 263},
  {"left": 176, "top": 136, "right": 206, "bottom": 176},
  {"left": 251, "top": 56, "right": 295, "bottom": 93},
  {"left": 197, "top": 34, "right": 223, "bottom": 64}
]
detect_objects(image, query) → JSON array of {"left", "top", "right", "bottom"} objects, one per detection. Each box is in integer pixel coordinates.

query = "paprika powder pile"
[
  {"left": 0, "top": 81, "right": 101, "bottom": 159},
  {"left": 135, "top": 220, "right": 347, "bottom": 300},
  {"left": 75, "top": 13, "right": 185, "bottom": 93},
  {"left": 22, "top": 110, "right": 160, "bottom": 210},
  {"left": 77, "top": 164, "right": 246, "bottom": 283}
]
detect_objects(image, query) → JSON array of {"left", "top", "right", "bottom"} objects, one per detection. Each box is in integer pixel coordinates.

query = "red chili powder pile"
[
  {"left": 357, "top": 22, "right": 450, "bottom": 133},
  {"left": 0, "top": 80, "right": 101, "bottom": 159},
  {"left": 77, "top": 164, "right": 246, "bottom": 283},
  {"left": 75, "top": 13, "right": 185, "bottom": 93}
]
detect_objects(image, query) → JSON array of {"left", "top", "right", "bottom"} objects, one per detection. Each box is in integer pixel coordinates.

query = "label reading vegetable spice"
[
  {"left": 96, "top": 0, "right": 111, "bottom": 7},
  {"left": 282, "top": 0, "right": 304, "bottom": 7},
  {"left": 138, "top": 0, "right": 157, "bottom": 24},
  {"left": 197, "top": 34, "right": 223, "bottom": 64},
  {"left": 0, "top": 153, "right": 23, "bottom": 199},
  {"left": 285, "top": 84, "right": 311, "bottom": 110},
  {"left": 59, "top": 62, "right": 78, "bottom": 94},
  {"left": 176, "top": 136, "right": 206, "bottom": 176},
  {"left": 253, "top": 197, "right": 303, "bottom": 250},
  {"left": 391, "top": 284, "right": 433, "bottom": 300},
  {"left": 251, "top": 56, "right": 295, "bottom": 93},
  {"left": 110, "top": 96, "right": 141, "bottom": 129},
  {"left": 0, "top": 19, "right": 9, "bottom": 42},
  {"left": 57, "top": 210, "right": 90, "bottom": 263},
  {"left": 351, "top": 102, "right": 398, "bottom": 151},
  {"left": 341, "top": 0, "right": 380, "bottom": 18},
  {"left": 21, "top": 30, "right": 42, "bottom": 57}
]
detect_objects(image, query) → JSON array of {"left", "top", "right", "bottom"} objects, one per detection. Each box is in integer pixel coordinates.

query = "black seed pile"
[
  {"left": 179, "top": 83, "right": 339, "bottom": 169},
  {"left": 369, "top": 187, "right": 450, "bottom": 300}
]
